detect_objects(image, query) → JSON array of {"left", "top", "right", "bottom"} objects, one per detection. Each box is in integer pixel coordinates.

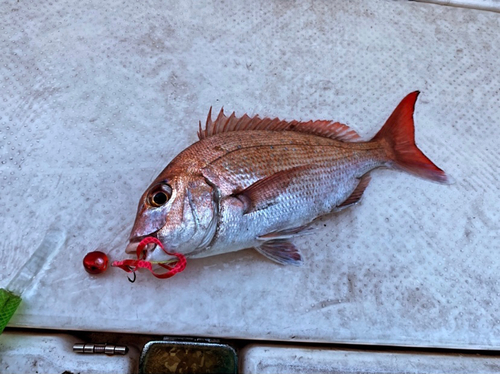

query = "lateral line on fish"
[{"left": 204, "top": 141, "right": 381, "bottom": 167}]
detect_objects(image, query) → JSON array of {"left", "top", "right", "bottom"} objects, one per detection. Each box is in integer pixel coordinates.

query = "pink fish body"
[{"left": 126, "top": 92, "right": 448, "bottom": 265}]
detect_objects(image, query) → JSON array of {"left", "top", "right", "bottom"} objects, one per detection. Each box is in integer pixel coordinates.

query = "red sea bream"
[{"left": 125, "top": 92, "right": 448, "bottom": 265}]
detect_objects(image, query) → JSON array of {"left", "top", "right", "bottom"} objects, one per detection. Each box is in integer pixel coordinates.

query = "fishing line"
[{"left": 112, "top": 237, "right": 186, "bottom": 280}]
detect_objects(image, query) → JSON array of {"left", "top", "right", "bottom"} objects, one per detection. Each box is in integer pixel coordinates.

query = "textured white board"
[
  {"left": 241, "top": 345, "right": 500, "bottom": 374},
  {"left": 1, "top": 0, "right": 499, "bottom": 349}
]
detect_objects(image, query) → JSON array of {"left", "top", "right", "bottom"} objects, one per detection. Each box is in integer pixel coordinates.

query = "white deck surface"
[
  {"left": 1, "top": 0, "right": 500, "bottom": 349},
  {"left": 241, "top": 345, "right": 500, "bottom": 374}
]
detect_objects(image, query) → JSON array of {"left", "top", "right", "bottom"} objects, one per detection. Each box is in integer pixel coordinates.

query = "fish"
[{"left": 125, "top": 91, "right": 448, "bottom": 266}]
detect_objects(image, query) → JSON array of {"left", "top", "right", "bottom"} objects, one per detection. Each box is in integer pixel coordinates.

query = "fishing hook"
[{"left": 127, "top": 271, "right": 136, "bottom": 283}]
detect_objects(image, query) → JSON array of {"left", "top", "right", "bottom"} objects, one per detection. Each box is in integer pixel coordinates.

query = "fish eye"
[
  {"left": 152, "top": 192, "right": 168, "bottom": 206},
  {"left": 148, "top": 184, "right": 172, "bottom": 207}
]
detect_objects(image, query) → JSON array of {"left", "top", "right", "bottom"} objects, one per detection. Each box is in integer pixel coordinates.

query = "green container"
[{"left": 0, "top": 289, "right": 22, "bottom": 334}]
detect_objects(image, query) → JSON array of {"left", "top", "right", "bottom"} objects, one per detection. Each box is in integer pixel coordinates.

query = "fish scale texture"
[
  {"left": 196, "top": 131, "right": 382, "bottom": 194},
  {"left": 1, "top": 0, "right": 500, "bottom": 349}
]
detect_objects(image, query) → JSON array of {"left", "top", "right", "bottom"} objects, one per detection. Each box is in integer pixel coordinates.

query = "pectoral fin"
[
  {"left": 255, "top": 239, "right": 303, "bottom": 266},
  {"left": 235, "top": 165, "right": 311, "bottom": 214}
]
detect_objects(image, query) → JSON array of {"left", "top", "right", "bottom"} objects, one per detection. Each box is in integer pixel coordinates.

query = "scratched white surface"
[
  {"left": 241, "top": 345, "right": 500, "bottom": 374},
  {"left": 1, "top": 0, "right": 499, "bottom": 349}
]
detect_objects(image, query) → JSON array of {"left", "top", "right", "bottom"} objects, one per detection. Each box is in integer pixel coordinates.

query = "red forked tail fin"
[{"left": 372, "top": 91, "right": 449, "bottom": 184}]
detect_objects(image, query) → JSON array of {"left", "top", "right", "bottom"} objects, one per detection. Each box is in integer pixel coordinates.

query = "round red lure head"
[{"left": 83, "top": 251, "right": 109, "bottom": 274}]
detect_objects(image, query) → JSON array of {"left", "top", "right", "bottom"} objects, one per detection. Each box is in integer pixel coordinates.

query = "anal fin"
[
  {"left": 337, "top": 174, "right": 371, "bottom": 209},
  {"left": 255, "top": 240, "right": 303, "bottom": 266}
]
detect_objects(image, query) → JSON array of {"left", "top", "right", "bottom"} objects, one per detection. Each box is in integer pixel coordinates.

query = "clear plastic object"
[{"left": 0, "top": 227, "right": 67, "bottom": 334}]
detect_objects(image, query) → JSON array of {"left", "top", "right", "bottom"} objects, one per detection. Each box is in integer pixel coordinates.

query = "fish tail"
[{"left": 372, "top": 91, "right": 449, "bottom": 184}]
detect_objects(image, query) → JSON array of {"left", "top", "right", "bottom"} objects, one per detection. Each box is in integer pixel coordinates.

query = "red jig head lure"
[
  {"left": 83, "top": 251, "right": 109, "bottom": 274},
  {"left": 111, "top": 237, "right": 186, "bottom": 282}
]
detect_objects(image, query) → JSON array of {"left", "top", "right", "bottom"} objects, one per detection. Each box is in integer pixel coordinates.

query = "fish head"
[{"left": 126, "top": 174, "right": 218, "bottom": 262}]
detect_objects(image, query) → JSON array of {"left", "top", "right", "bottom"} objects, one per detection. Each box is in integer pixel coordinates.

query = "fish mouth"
[{"left": 125, "top": 231, "right": 159, "bottom": 257}]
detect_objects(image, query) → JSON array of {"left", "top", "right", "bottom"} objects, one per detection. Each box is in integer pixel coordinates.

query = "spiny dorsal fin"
[{"left": 198, "top": 108, "right": 361, "bottom": 142}]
